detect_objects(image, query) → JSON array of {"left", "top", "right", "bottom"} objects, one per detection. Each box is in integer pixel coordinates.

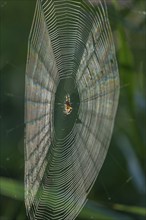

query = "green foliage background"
[{"left": 0, "top": 0, "right": 145, "bottom": 219}]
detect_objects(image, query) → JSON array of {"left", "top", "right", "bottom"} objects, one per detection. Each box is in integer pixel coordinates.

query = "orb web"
[{"left": 24, "top": 0, "right": 119, "bottom": 219}]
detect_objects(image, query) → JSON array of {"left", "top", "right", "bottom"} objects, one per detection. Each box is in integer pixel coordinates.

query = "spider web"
[{"left": 24, "top": 0, "right": 119, "bottom": 219}]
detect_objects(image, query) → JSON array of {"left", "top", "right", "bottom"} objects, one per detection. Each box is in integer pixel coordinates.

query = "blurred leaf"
[
  {"left": 0, "top": 177, "right": 135, "bottom": 220},
  {"left": 78, "top": 200, "right": 133, "bottom": 220},
  {"left": 113, "top": 203, "right": 146, "bottom": 216},
  {"left": 0, "top": 177, "right": 23, "bottom": 200}
]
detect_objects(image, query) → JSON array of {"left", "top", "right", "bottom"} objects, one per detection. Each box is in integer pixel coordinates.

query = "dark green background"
[{"left": 0, "top": 0, "right": 145, "bottom": 219}]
